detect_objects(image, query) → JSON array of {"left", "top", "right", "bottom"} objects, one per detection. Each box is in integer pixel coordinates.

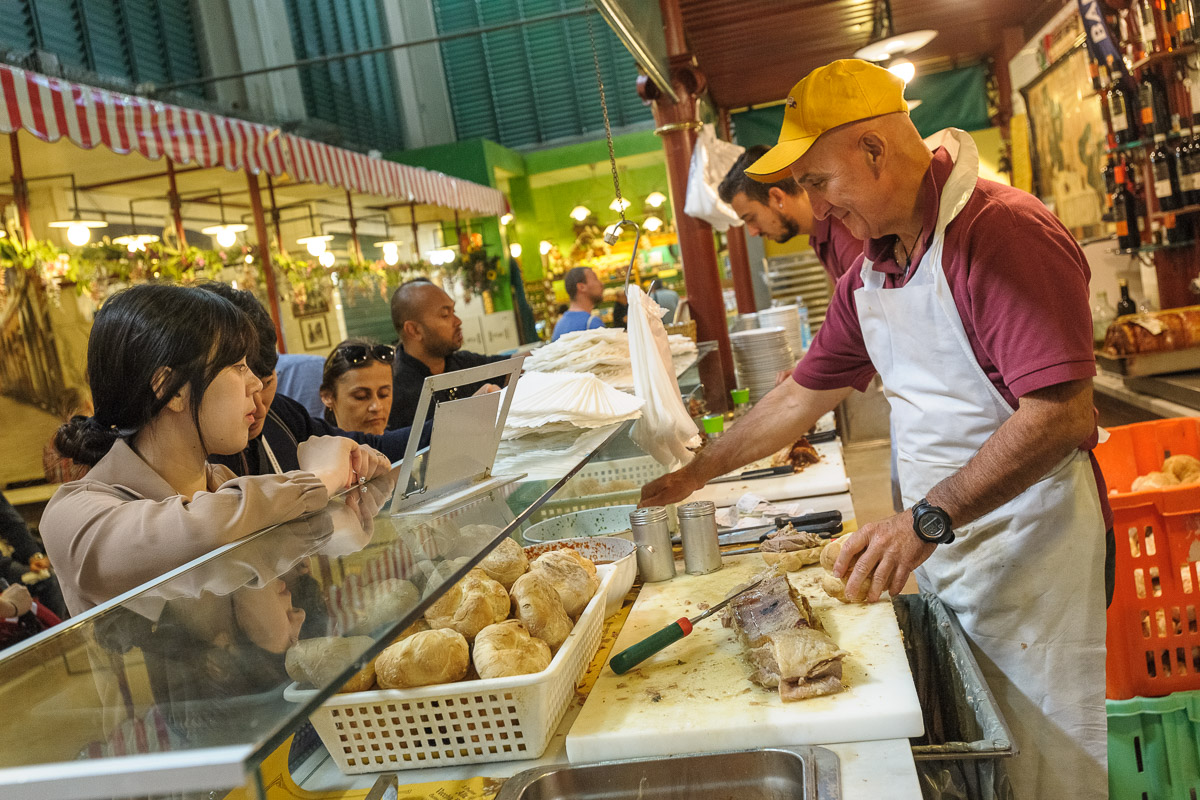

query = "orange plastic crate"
[{"left": 1095, "top": 418, "right": 1200, "bottom": 700}]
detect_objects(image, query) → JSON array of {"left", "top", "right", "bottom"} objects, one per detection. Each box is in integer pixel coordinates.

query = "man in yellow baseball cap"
[{"left": 643, "top": 58, "right": 1110, "bottom": 800}]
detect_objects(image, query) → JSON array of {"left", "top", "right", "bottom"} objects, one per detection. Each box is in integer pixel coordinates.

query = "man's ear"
[
  {"left": 767, "top": 186, "right": 787, "bottom": 208},
  {"left": 859, "top": 131, "right": 886, "bottom": 177},
  {"left": 402, "top": 320, "right": 421, "bottom": 341}
]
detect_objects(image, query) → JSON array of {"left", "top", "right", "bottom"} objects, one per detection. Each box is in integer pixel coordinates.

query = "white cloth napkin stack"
[{"left": 503, "top": 371, "right": 644, "bottom": 439}]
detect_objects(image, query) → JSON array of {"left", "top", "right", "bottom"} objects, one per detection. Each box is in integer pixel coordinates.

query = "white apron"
[{"left": 854, "top": 129, "right": 1108, "bottom": 799}]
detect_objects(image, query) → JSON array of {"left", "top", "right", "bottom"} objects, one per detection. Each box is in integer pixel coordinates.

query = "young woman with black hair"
[{"left": 40, "top": 283, "right": 390, "bottom": 615}]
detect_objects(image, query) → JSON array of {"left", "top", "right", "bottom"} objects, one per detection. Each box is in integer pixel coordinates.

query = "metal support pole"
[
  {"left": 246, "top": 172, "right": 287, "bottom": 354},
  {"left": 410, "top": 204, "right": 420, "bottom": 259},
  {"left": 640, "top": 0, "right": 736, "bottom": 410},
  {"left": 9, "top": 133, "right": 33, "bottom": 241},
  {"left": 717, "top": 109, "right": 757, "bottom": 314},
  {"left": 164, "top": 158, "right": 188, "bottom": 248},
  {"left": 266, "top": 173, "right": 285, "bottom": 252},
  {"left": 345, "top": 190, "right": 362, "bottom": 261}
]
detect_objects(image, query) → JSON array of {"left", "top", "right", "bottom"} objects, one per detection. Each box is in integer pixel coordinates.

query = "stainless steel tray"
[
  {"left": 1096, "top": 348, "right": 1200, "bottom": 377},
  {"left": 493, "top": 745, "right": 840, "bottom": 800}
]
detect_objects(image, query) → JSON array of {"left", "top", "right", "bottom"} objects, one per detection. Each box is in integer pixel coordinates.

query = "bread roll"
[
  {"left": 510, "top": 572, "right": 573, "bottom": 651},
  {"left": 424, "top": 568, "right": 509, "bottom": 640},
  {"left": 472, "top": 620, "right": 552, "bottom": 679},
  {"left": 350, "top": 578, "right": 420, "bottom": 635},
  {"left": 558, "top": 548, "right": 597, "bottom": 578},
  {"left": 819, "top": 539, "right": 842, "bottom": 573},
  {"left": 762, "top": 548, "right": 822, "bottom": 572},
  {"left": 375, "top": 628, "right": 469, "bottom": 689},
  {"left": 530, "top": 550, "right": 599, "bottom": 618},
  {"left": 1132, "top": 471, "right": 1181, "bottom": 492},
  {"left": 821, "top": 573, "right": 855, "bottom": 604},
  {"left": 478, "top": 537, "right": 529, "bottom": 589},
  {"left": 285, "top": 636, "right": 376, "bottom": 692},
  {"left": 1164, "top": 455, "right": 1200, "bottom": 485}
]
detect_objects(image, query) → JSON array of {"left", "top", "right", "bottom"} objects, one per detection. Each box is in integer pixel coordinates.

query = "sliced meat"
[
  {"left": 720, "top": 573, "right": 819, "bottom": 646},
  {"left": 759, "top": 524, "right": 824, "bottom": 553},
  {"left": 768, "top": 629, "right": 848, "bottom": 702}
]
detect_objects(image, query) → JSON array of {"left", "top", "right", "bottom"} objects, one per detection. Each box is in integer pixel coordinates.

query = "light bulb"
[
  {"left": 888, "top": 58, "right": 916, "bottom": 85},
  {"left": 539, "top": 240, "right": 552, "bottom": 255},
  {"left": 609, "top": 197, "right": 631, "bottom": 212},
  {"left": 644, "top": 216, "right": 664, "bottom": 232},
  {"left": 383, "top": 248, "right": 400, "bottom": 266},
  {"left": 66, "top": 221, "right": 91, "bottom": 246},
  {"left": 569, "top": 205, "right": 591, "bottom": 222},
  {"left": 646, "top": 191, "right": 667, "bottom": 208},
  {"left": 306, "top": 238, "right": 326, "bottom": 257},
  {"left": 509, "top": 243, "right": 522, "bottom": 258},
  {"left": 244, "top": 254, "right": 254, "bottom": 264},
  {"left": 319, "top": 250, "right": 335, "bottom": 267},
  {"left": 216, "top": 228, "right": 237, "bottom": 248},
  {"left": 500, "top": 213, "right": 514, "bottom": 225}
]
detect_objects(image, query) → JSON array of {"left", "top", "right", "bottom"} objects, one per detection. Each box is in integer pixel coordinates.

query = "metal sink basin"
[{"left": 493, "top": 746, "right": 840, "bottom": 800}]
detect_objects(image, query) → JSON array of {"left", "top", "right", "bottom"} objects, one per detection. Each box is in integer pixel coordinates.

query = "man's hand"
[
  {"left": 640, "top": 466, "right": 705, "bottom": 507},
  {"left": 833, "top": 510, "right": 937, "bottom": 602}
]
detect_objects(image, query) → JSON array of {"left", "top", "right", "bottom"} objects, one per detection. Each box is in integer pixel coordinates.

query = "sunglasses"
[{"left": 337, "top": 343, "right": 395, "bottom": 367}]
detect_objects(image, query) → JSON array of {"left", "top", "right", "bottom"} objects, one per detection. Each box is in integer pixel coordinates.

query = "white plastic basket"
[
  {"left": 528, "top": 456, "right": 665, "bottom": 524},
  {"left": 286, "top": 566, "right": 615, "bottom": 773}
]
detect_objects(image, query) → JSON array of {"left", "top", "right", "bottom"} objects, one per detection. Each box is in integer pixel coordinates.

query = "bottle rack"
[{"left": 1095, "top": 0, "right": 1200, "bottom": 306}]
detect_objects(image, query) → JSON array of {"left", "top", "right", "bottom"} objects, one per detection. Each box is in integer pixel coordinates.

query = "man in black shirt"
[{"left": 387, "top": 280, "right": 507, "bottom": 430}]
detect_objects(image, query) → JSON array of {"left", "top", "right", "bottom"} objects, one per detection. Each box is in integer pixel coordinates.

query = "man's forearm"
[
  {"left": 688, "top": 380, "right": 853, "bottom": 483},
  {"left": 925, "top": 379, "right": 1096, "bottom": 527}
]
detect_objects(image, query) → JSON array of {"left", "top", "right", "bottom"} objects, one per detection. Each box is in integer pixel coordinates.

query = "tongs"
[{"left": 719, "top": 510, "right": 843, "bottom": 542}]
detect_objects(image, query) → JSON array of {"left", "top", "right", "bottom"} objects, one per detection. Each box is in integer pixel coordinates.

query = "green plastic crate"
[{"left": 1109, "top": 692, "right": 1200, "bottom": 800}]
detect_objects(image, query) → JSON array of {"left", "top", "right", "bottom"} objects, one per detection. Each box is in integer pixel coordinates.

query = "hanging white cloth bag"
[
  {"left": 626, "top": 284, "right": 700, "bottom": 469},
  {"left": 683, "top": 124, "right": 745, "bottom": 232}
]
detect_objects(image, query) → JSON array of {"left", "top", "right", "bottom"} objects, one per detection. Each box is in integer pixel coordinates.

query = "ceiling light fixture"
[
  {"left": 887, "top": 57, "right": 916, "bottom": 85},
  {"left": 608, "top": 197, "right": 631, "bottom": 212},
  {"left": 48, "top": 176, "right": 107, "bottom": 246},
  {"left": 852, "top": 0, "right": 936, "bottom": 73},
  {"left": 569, "top": 205, "right": 592, "bottom": 222},
  {"left": 296, "top": 206, "right": 333, "bottom": 256},
  {"left": 200, "top": 189, "right": 248, "bottom": 248},
  {"left": 645, "top": 191, "right": 667, "bottom": 208},
  {"left": 509, "top": 243, "right": 522, "bottom": 258},
  {"left": 113, "top": 199, "right": 160, "bottom": 252},
  {"left": 643, "top": 216, "right": 664, "bottom": 232},
  {"left": 500, "top": 212, "right": 514, "bottom": 225},
  {"left": 539, "top": 240, "right": 552, "bottom": 255},
  {"left": 319, "top": 250, "right": 335, "bottom": 268}
]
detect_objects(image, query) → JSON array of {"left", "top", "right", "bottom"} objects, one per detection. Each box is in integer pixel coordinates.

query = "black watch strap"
[{"left": 912, "top": 498, "right": 955, "bottom": 544}]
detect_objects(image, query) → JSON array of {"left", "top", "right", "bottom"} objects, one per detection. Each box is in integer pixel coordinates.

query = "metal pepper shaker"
[
  {"left": 629, "top": 506, "right": 676, "bottom": 582},
  {"left": 678, "top": 500, "right": 722, "bottom": 575}
]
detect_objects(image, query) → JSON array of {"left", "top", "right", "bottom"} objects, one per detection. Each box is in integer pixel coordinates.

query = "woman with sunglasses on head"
[
  {"left": 320, "top": 340, "right": 395, "bottom": 435},
  {"left": 199, "top": 284, "right": 428, "bottom": 479},
  {"left": 40, "top": 284, "right": 391, "bottom": 615}
]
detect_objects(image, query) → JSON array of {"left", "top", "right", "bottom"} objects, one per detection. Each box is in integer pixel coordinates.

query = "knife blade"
[
  {"left": 706, "top": 465, "right": 796, "bottom": 484},
  {"left": 608, "top": 576, "right": 768, "bottom": 675}
]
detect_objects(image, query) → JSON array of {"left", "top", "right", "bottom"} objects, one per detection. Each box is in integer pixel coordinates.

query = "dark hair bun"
[{"left": 54, "top": 415, "right": 120, "bottom": 467}]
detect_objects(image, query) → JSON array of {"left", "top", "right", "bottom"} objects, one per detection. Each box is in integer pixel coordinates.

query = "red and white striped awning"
[{"left": 0, "top": 63, "right": 507, "bottom": 217}]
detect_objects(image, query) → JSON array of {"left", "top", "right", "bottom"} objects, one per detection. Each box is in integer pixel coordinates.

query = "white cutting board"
[
  {"left": 685, "top": 439, "right": 850, "bottom": 505},
  {"left": 565, "top": 554, "right": 923, "bottom": 763}
]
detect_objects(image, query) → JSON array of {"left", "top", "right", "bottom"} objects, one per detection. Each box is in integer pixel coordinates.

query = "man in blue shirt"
[{"left": 551, "top": 267, "right": 605, "bottom": 342}]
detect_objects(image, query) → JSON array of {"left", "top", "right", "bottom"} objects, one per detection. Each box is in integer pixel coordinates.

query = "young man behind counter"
[{"left": 386, "top": 279, "right": 506, "bottom": 430}]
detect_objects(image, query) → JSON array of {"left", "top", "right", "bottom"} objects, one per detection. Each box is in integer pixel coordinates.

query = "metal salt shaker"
[
  {"left": 677, "top": 500, "right": 723, "bottom": 575},
  {"left": 629, "top": 506, "right": 676, "bottom": 582}
]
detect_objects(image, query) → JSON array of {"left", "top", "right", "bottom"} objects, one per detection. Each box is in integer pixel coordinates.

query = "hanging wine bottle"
[
  {"left": 1109, "top": 77, "right": 1140, "bottom": 144},
  {"left": 1114, "top": 163, "right": 1142, "bottom": 251}
]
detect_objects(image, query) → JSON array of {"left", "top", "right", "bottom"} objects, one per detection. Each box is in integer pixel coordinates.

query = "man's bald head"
[{"left": 390, "top": 279, "right": 463, "bottom": 358}]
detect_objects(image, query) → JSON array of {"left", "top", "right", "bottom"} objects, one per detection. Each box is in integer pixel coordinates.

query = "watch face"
[{"left": 919, "top": 514, "right": 946, "bottom": 538}]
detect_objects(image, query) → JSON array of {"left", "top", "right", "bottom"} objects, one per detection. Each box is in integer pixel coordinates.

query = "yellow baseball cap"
[{"left": 746, "top": 59, "right": 909, "bottom": 182}]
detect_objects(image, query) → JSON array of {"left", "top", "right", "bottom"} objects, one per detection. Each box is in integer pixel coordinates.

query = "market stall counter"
[{"left": 0, "top": 409, "right": 942, "bottom": 800}]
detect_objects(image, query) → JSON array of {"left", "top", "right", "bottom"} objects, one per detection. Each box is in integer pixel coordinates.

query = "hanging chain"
[{"left": 587, "top": 6, "right": 625, "bottom": 223}]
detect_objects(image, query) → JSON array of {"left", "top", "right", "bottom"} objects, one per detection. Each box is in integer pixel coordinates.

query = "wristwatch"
[{"left": 912, "top": 498, "right": 955, "bottom": 544}]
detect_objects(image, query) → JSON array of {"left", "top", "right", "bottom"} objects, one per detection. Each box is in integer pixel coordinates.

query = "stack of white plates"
[
  {"left": 757, "top": 305, "right": 803, "bottom": 359},
  {"left": 729, "top": 327, "right": 795, "bottom": 403}
]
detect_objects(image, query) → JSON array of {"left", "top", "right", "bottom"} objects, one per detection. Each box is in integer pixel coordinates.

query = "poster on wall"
[{"left": 1020, "top": 44, "right": 1109, "bottom": 240}]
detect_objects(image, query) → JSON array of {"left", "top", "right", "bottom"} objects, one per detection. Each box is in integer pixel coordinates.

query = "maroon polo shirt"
[
  {"left": 809, "top": 216, "right": 863, "bottom": 282},
  {"left": 795, "top": 147, "right": 1112, "bottom": 527}
]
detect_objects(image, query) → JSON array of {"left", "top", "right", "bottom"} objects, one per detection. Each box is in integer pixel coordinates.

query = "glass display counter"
[{"left": 0, "top": 419, "right": 637, "bottom": 800}]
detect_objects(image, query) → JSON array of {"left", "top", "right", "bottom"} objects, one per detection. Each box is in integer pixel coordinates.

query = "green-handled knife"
[{"left": 608, "top": 576, "right": 769, "bottom": 675}]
